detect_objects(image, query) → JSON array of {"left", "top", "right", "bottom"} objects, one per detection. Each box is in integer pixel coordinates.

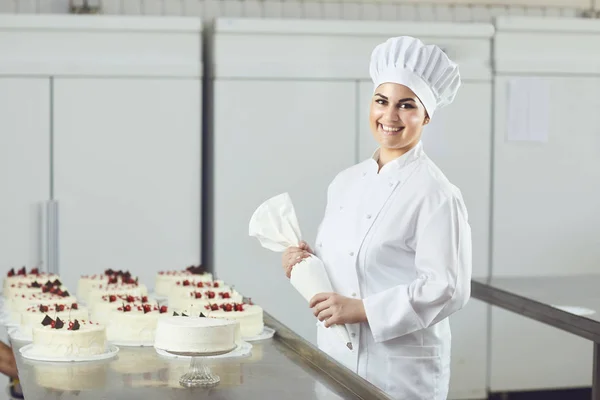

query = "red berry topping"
[
  {"left": 124, "top": 305, "right": 131, "bottom": 312},
  {"left": 141, "top": 296, "right": 148, "bottom": 302},
  {"left": 7, "top": 268, "right": 15, "bottom": 277},
  {"left": 194, "top": 292, "right": 202, "bottom": 299},
  {"left": 39, "top": 305, "right": 49, "bottom": 313},
  {"left": 31, "top": 268, "right": 39, "bottom": 275},
  {"left": 197, "top": 282, "right": 204, "bottom": 288},
  {"left": 206, "top": 291, "right": 215, "bottom": 299},
  {"left": 108, "top": 276, "right": 118, "bottom": 284},
  {"left": 56, "top": 304, "right": 65, "bottom": 312},
  {"left": 126, "top": 295, "right": 135, "bottom": 303},
  {"left": 17, "top": 267, "right": 26, "bottom": 276},
  {"left": 109, "top": 295, "right": 117, "bottom": 302},
  {"left": 143, "top": 304, "right": 153, "bottom": 314},
  {"left": 234, "top": 304, "right": 244, "bottom": 312},
  {"left": 224, "top": 304, "right": 233, "bottom": 312},
  {"left": 159, "top": 305, "right": 168, "bottom": 314},
  {"left": 182, "top": 280, "right": 190, "bottom": 286},
  {"left": 213, "top": 282, "right": 220, "bottom": 288},
  {"left": 220, "top": 292, "right": 230, "bottom": 299},
  {"left": 42, "top": 286, "right": 49, "bottom": 293},
  {"left": 71, "top": 303, "right": 78, "bottom": 310},
  {"left": 210, "top": 303, "right": 219, "bottom": 311}
]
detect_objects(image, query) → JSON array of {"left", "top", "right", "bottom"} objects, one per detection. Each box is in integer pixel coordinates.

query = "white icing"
[
  {"left": 206, "top": 304, "right": 264, "bottom": 338},
  {"left": 154, "top": 316, "right": 237, "bottom": 354},
  {"left": 31, "top": 321, "right": 106, "bottom": 357},
  {"left": 154, "top": 272, "right": 214, "bottom": 297},
  {"left": 105, "top": 306, "right": 167, "bottom": 343}
]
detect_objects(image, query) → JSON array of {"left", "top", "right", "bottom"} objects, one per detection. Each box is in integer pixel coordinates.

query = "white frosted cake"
[
  {"left": 169, "top": 290, "right": 243, "bottom": 313},
  {"left": 169, "top": 280, "right": 230, "bottom": 299},
  {"left": 205, "top": 303, "right": 264, "bottom": 338},
  {"left": 4, "top": 279, "right": 67, "bottom": 299},
  {"left": 106, "top": 303, "right": 169, "bottom": 344},
  {"left": 90, "top": 294, "right": 156, "bottom": 325},
  {"left": 20, "top": 303, "right": 89, "bottom": 336},
  {"left": 154, "top": 265, "right": 213, "bottom": 297},
  {"left": 31, "top": 316, "right": 106, "bottom": 357},
  {"left": 3, "top": 267, "right": 60, "bottom": 294},
  {"left": 154, "top": 316, "right": 237, "bottom": 354},
  {"left": 8, "top": 292, "right": 77, "bottom": 321},
  {"left": 83, "top": 281, "right": 148, "bottom": 305},
  {"left": 77, "top": 269, "right": 138, "bottom": 300}
]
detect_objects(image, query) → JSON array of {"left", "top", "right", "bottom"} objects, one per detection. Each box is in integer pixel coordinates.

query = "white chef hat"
[{"left": 369, "top": 36, "right": 461, "bottom": 118}]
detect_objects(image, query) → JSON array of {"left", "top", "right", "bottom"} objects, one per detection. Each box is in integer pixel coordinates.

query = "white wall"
[{"left": 0, "top": 0, "right": 587, "bottom": 20}]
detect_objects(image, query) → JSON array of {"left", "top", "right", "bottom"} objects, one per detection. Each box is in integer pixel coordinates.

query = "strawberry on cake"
[
  {"left": 105, "top": 303, "right": 169, "bottom": 344},
  {"left": 90, "top": 294, "right": 157, "bottom": 325},
  {"left": 154, "top": 265, "right": 213, "bottom": 297},
  {"left": 20, "top": 303, "right": 89, "bottom": 336}
]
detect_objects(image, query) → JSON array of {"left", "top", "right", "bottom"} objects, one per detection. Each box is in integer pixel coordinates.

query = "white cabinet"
[
  {"left": 0, "top": 78, "right": 50, "bottom": 275},
  {"left": 490, "top": 16, "right": 600, "bottom": 392},
  {"left": 0, "top": 15, "right": 203, "bottom": 291},
  {"left": 53, "top": 78, "right": 201, "bottom": 290}
]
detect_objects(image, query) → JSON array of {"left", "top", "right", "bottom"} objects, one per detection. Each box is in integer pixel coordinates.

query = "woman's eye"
[
  {"left": 375, "top": 99, "right": 386, "bottom": 105},
  {"left": 399, "top": 103, "right": 415, "bottom": 109}
]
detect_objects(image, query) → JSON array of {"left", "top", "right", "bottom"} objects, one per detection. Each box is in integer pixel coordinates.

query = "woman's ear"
[{"left": 423, "top": 115, "right": 430, "bottom": 125}]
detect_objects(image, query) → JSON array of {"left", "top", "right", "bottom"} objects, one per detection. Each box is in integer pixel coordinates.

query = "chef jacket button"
[
  {"left": 351, "top": 333, "right": 356, "bottom": 338},
  {"left": 349, "top": 252, "right": 354, "bottom": 256},
  {"left": 366, "top": 214, "right": 371, "bottom": 219}
]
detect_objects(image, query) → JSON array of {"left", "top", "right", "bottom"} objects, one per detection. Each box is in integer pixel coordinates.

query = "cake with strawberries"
[
  {"left": 169, "top": 290, "right": 243, "bottom": 313},
  {"left": 3, "top": 267, "right": 60, "bottom": 295},
  {"left": 77, "top": 269, "right": 138, "bottom": 300},
  {"left": 105, "top": 303, "right": 169, "bottom": 344},
  {"left": 90, "top": 294, "right": 157, "bottom": 325},
  {"left": 20, "top": 303, "right": 89, "bottom": 336},
  {"left": 205, "top": 302, "right": 264, "bottom": 338},
  {"left": 82, "top": 280, "right": 148, "bottom": 305},
  {"left": 8, "top": 292, "right": 77, "bottom": 321},
  {"left": 168, "top": 279, "right": 230, "bottom": 300},
  {"left": 154, "top": 265, "right": 213, "bottom": 297},
  {"left": 4, "top": 278, "right": 67, "bottom": 299},
  {"left": 154, "top": 315, "right": 238, "bottom": 354},
  {"left": 30, "top": 316, "right": 106, "bottom": 357}
]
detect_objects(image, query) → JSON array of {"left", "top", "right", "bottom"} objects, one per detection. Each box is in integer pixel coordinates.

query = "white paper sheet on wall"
[{"left": 506, "top": 78, "right": 550, "bottom": 143}]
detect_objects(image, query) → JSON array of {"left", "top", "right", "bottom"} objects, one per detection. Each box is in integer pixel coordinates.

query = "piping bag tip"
[{"left": 346, "top": 342, "right": 353, "bottom": 350}]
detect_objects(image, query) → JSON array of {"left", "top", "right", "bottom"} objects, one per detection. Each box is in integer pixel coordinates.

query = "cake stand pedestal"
[{"left": 165, "top": 346, "right": 237, "bottom": 388}]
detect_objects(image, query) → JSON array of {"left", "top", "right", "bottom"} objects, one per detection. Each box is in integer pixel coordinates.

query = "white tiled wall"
[{"left": 0, "top": 0, "right": 587, "bottom": 21}]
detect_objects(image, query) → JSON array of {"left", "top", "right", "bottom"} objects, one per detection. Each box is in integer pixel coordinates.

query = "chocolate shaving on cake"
[
  {"left": 41, "top": 315, "right": 54, "bottom": 326},
  {"left": 54, "top": 317, "right": 65, "bottom": 329},
  {"left": 104, "top": 268, "right": 115, "bottom": 276},
  {"left": 173, "top": 312, "right": 179, "bottom": 316},
  {"left": 44, "top": 280, "right": 53, "bottom": 287},
  {"left": 53, "top": 279, "right": 62, "bottom": 286},
  {"left": 71, "top": 320, "right": 81, "bottom": 331},
  {"left": 17, "top": 267, "right": 26, "bottom": 275},
  {"left": 30, "top": 281, "right": 42, "bottom": 288},
  {"left": 199, "top": 312, "right": 206, "bottom": 318},
  {"left": 186, "top": 265, "right": 207, "bottom": 275},
  {"left": 182, "top": 313, "right": 188, "bottom": 317},
  {"left": 61, "top": 291, "right": 70, "bottom": 297}
]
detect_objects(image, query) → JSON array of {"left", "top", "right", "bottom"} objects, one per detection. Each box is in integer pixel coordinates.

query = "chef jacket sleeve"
[{"left": 363, "top": 193, "right": 472, "bottom": 343}]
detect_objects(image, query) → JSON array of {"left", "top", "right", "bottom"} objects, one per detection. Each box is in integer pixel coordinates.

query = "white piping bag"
[{"left": 249, "top": 192, "right": 353, "bottom": 350}]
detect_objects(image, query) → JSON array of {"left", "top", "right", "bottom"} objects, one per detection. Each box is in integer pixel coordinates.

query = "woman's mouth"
[{"left": 379, "top": 123, "right": 404, "bottom": 136}]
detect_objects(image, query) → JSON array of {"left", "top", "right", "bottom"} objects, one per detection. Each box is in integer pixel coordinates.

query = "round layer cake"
[
  {"left": 168, "top": 290, "right": 243, "bottom": 313},
  {"left": 31, "top": 317, "right": 106, "bottom": 357},
  {"left": 205, "top": 303, "right": 264, "bottom": 338},
  {"left": 105, "top": 303, "right": 169, "bottom": 344},
  {"left": 90, "top": 294, "right": 156, "bottom": 325},
  {"left": 154, "top": 265, "right": 213, "bottom": 297},
  {"left": 8, "top": 292, "right": 77, "bottom": 322},
  {"left": 77, "top": 269, "right": 138, "bottom": 300},
  {"left": 82, "top": 281, "right": 148, "bottom": 305},
  {"left": 3, "top": 267, "right": 59, "bottom": 294},
  {"left": 20, "top": 303, "right": 89, "bottom": 336},
  {"left": 168, "top": 280, "right": 230, "bottom": 299},
  {"left": 154, "top": 316, "right": 237, "bottom": 354},
  {"left": 4, "top": 279, "right": 67, "bottom": 299}
]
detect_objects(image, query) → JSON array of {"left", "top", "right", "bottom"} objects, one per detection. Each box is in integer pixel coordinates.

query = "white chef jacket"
[{"left": 314, "top": 141, "right": 472, "bottom": 400}]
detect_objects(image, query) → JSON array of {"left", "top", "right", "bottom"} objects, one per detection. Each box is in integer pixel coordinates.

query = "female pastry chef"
[{"left": 282, "top": 36, "right": 472, "bottom": 400}]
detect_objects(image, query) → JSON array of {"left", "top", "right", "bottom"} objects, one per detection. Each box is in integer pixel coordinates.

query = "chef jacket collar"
[{"left": 370, "top": 141, "right": 424, "bottom": 175}]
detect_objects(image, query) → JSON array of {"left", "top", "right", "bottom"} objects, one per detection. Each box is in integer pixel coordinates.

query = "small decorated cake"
[
  {"left": 82, "top": 280, "right": 148, "bottom": 305},
  {"left": 205, "top": 302, "right": 264, "bottom": 338},
  {"left": 169, "top": 279, "right": 230, "bottom": 299},
  {"left": 20, "top": 303, "right": 89, "bottom": 336},
  {"left": 168, "top": 290, "right": 243, "bottom": 313},
  {"left": 154, "top": 265, "right": 213, "bottom": 297},
  {"left": 4, "top": 278, "right": 67, "bottom": 299},
  {"left": 77, "top": 269, "right": 138, "bottom": 299},
  {"left": 30, "top": 316, "right": 106, "bottom": 357},
  {"left": 105, "top": 303, "right": 169, "bottom": 344},
  {"left": 90, "top": 294, "right": 157, "bottom": 325},
  {"left": 154, "top": 315, "right": 237, "bottom": 354},
  {"left": 8, "top": 292, "right": 77, "bottom": 321},
  {"left": 3, "top": 267, "right": 60, "bottom": 295}
]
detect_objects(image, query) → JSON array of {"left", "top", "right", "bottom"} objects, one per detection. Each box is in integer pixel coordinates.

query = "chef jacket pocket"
[{"left": 384, "top": 345, "right": 441, "bottom": 400}]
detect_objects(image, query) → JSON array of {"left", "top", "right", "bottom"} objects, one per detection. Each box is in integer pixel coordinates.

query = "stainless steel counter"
[
  {"left": 9, "top": 312, "right": 390, "bottom": 400},
  {"left": 472, "top": 275, "right": 600, "bottom": 400}
]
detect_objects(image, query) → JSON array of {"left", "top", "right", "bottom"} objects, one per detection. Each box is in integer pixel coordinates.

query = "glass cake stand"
[{"left": 164, "top": 345, "right": 238, "bottom": 388}]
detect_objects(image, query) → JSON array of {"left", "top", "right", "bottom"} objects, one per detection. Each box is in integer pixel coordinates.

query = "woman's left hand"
[{"left": 309, "top": 293, "right": 367, "bottom": 327}]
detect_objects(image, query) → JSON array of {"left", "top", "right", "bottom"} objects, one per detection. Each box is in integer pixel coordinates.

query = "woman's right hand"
[{"left": 282, "top": 241, "right": 313, "bottom": 279}]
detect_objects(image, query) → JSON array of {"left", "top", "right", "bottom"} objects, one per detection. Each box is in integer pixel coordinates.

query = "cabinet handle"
[{"left": 46, "top": 200, "right": 59, "bottom": 275}]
